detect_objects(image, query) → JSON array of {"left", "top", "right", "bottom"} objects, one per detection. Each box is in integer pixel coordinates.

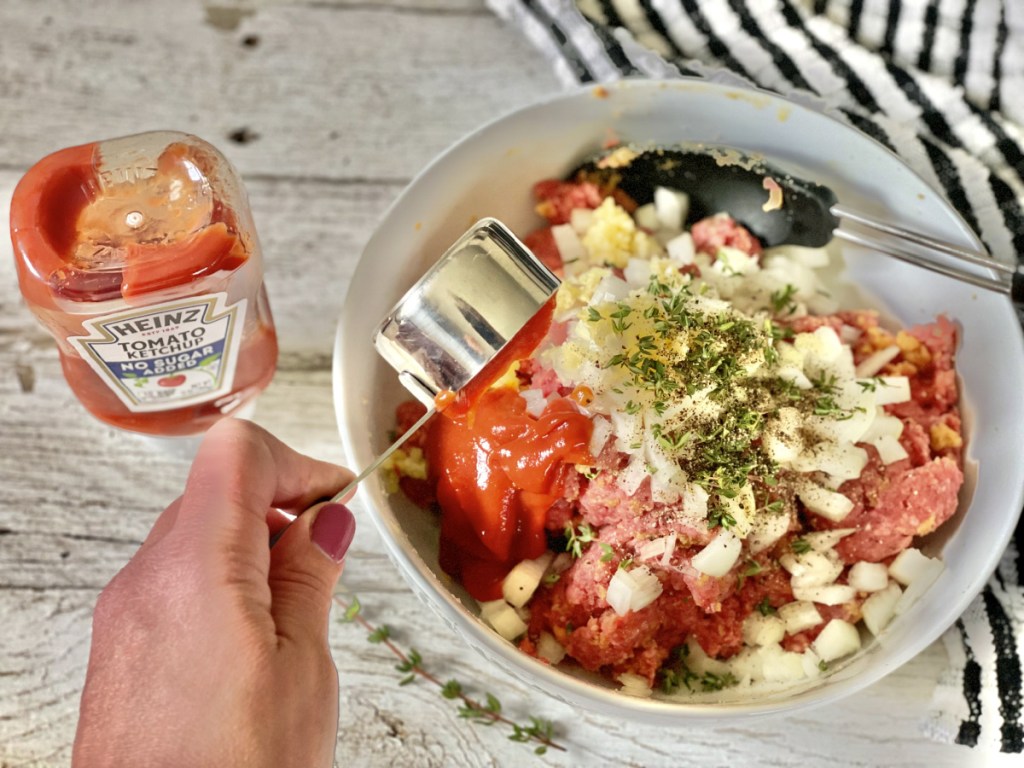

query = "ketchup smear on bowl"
[{"left": 422, "top": 295, "right": 593, "bottom": 601}]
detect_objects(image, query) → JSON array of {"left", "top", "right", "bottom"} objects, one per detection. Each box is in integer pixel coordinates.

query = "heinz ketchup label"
[{"left": 67, "top": 292, "right": 246, "bottom": 412}]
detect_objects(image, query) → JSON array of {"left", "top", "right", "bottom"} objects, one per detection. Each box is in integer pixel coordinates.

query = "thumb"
[{"left": 268, "top": 502, "right": 356, "bottom": 648}]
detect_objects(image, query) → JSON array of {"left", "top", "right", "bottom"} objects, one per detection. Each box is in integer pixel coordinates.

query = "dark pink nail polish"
[{"left": 311, "top": 503, "right": 356, "bottom": 563}]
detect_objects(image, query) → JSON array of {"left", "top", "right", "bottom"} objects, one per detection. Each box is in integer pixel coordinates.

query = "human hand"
[{"left": 73, "top": 418, "right": 356, "bottom": 768}]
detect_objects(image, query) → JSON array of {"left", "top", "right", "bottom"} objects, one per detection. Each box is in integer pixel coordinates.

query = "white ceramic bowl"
[{"left": 334, "top": 79, "right": 1024, "bottom": 721}]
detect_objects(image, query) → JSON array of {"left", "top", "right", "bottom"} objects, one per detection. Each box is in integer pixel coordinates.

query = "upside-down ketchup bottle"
[{"left": 10, "top": 131, "right": 278, "bottom": 436}]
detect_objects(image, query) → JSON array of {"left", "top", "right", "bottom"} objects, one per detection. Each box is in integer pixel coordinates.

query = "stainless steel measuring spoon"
[
  {"left": 329, "top": 217, "right": 559, "bottom": 503},
  {"left": 271, "top": 218, "right": 558, "bottom": 545}
]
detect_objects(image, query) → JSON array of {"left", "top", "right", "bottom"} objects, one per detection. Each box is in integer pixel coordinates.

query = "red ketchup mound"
[
  {"left": 399, "top": 294, "right": 594, "bottom": 601},
  {"left": 427, "top": 389, "right": 592, "bottom": 601}
]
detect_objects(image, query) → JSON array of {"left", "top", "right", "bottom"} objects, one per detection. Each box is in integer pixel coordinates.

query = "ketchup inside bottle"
[{"left": 10, "top": 133, "right": 278, "bottom": 436}]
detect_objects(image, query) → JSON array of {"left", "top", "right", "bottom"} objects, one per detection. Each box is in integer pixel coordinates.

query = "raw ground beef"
[
  {"left": 577, "top": 474, "right": 714, "bottom": 547},
  {"left": 522, "top": 228, "right": 563, "bottom": 274},
  {"left": 691, "top": 212, "right": 763, "bottom": 257},
  {"left": 524, "top": 546, "right": 798, "bottom": 683},
  {"left": 805, "top": 313, "right": 963, "bottom": 563},
  {"left": 532, "top": 179, "right": 603, "bottom": 225}
]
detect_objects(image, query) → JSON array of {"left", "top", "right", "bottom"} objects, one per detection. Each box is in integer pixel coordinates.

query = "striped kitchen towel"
[{"left": 487, "top": 0, "right": 1024, "bottom": 753}]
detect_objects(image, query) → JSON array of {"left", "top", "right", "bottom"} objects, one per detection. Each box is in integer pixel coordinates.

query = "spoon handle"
[
  {"left": 330, "top": 406, "right": 436, "bottom": 504},
  {"left": 269, "top": 406, "right": 435, "bottom": 548}
]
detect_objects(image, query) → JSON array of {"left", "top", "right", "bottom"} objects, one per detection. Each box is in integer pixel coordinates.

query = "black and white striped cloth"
[{"left": 487, "top": 0, "right": 1024, "bottom": 753}]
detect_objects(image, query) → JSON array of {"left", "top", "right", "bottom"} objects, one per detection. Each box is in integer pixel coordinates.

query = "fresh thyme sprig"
[
  {"left": 755, "top": 596, "right": 777, "bottom": 616},
  {"left": 657, "top": 643, "right": 742, "bottom": 695},
  {"left": 564, "top": 521, "right": 597, "bottom": 558},
  {"left": 769, "top": 284, "right": 799, "bottom": 315},
  {"left": 333, "top": 594, "right": 565, "bottom": 756},
  {"left": 791, "top": 537, "right": 813, "bottom": 555}
]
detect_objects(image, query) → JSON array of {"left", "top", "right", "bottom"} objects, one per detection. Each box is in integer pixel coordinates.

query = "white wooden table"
[{"left": 0, "top": 2, "right": 1005, "bottom": 765}]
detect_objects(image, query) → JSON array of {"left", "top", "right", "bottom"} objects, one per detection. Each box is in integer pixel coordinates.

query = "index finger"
[{"left": 173, "top": 418, "right": 354, "bottom": 572}]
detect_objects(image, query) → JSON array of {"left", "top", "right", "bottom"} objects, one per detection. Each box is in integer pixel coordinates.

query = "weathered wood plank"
[
  {"left": 0, "top": 583, "right": 983, "bottom": 768},
  {"left": 0, "top": 361, "right": 351, "bottom": 582},
  {"left": 0, "top": 1, "right": 559, "bottom": 180}
]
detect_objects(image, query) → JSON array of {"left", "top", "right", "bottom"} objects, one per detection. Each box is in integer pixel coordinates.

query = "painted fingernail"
[{"left": 310, "top": 503, "right": 356, "bottom": 563}]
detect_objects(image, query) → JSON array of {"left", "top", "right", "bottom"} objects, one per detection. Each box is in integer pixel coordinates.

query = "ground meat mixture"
[{"left": 390, "top": 173, "right": 964, "bottom": 694}]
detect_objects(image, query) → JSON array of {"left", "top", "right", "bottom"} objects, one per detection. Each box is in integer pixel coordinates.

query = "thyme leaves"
[{"left": 335, "top": 594, "right": 564, "bottom": 756}]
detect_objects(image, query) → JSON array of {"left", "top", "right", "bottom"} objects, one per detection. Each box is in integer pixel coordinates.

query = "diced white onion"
[
  {"left": 742, "top": 612, "right": 787, "bottom": 647},
  {"left": 848, "top": 561, "right": 890, "bottom": 592},
  {"left": 691, "top": 529, "right": 742, "bottom": 577},
  {"left": 874, "top": 376, "right": 911, "bottom": 405},
  {"left": 680, "top": 483, "right": 710, "bottom": 519},
  {"left": 502, "top": 551, "right": 554, "bottom": 608},
  {"left": 660, "top": 533, "right": 677, "bottom": 565},
  {"left": 551, "top": 223, "right": 585, "bottom": 265},
  {"left": 483, "top": 602, "right": 528, "bottom": 641},
  {"left": 791, "top": 442, "right": 868, "bottom": 482},
  {"left": 617, "top": 672, "right": 654, "bottom": 698},
  {"left": 861, "top": 413, "right": 904, "bottom": 442},
  {"left": 855, "top": 346, "right": 901, "bottom": 378},
  {"left": 727, "top": 647, "right": 762, "bottom": 684},
  {"left": 478, "top": 599, "right": 508, "bottom": 621},
  {"left": 775, "top": 366, "right": 814, "bottom": 392},
  {"left": 747, "top": 508, "right": 792, "bottom": 554},
  {"left": 720, "top": 484, "right": 756, "bottom": 537},
  {"left": 888, "top": 548, "right": 943, "bottom": 587},
  {"left": 761, "top": 646, "right": 809, "bottom": 682},
  {"left": 802, "top": 528, "right": 855, "bottom": 552},
  {"left": 654, "top": 186, "right": 689, "bottom": 231},
  {"left": 839, "top": 324, "right": 862, "bottom": 344},
  {"left": 806, "top": 291, "right": 839, "bottom": 316},
  {"left": 781, "top": 549, "right": 843, "bottom": 588},
  {"left": 862, "top": 582, "right": 902, "bottom": 635},
  {"left": 637, "top": 534, "right": 677, "bottom": 565},
  {"left": 633, "top": 203, "right": 659, "bottom": 232},
  {"left": 588, "top": 415, "right": 613, "bottom": 457},
  {"left": 811, "top": 619, "right": 861, "bottom": 662},
  {"left": 537, "top": 631, "right": 567, "bottom": 665},
  {"left": 636, "top": 536, "right": 669, "bottom": 563},
  {"left": 590, "top": 273, "right": 631, "bottom": 303},
  {"left": 891, "top": 550, "right": 944, "bottom": 616},
  {"left": 666, "top": 232, "right": 695, "bottom": 264},
  {"left": 797, "top": 482, "right": 854, "bottom": 522},
  {"left": 807, "top": 388, "right": 876, "bottom": 445},
  {"left": 519, "top": 388, "right": 548, "bottom": 418},
  {"left": 872, "top": 434, "right": 909, "bottom": 465},
  {"left": 623, "top": 258, "right": 651, "bottom": 288},
  {"left": 792, "top": 583, "right": 856, "bottom": 606},
  {"left": 684, "top": 639, "right": 732, "bottom": 676},
  {"left": 649, "top": 464, "right": 689, "bottom": 505},
  {"left": 615, "top": 453, "right": 649, "bottom": 496},
  {"left": 606, "top": 565, "right": 663, "bottom": 616},
  {"left": 611, "top": 410, "right": 644, "bottom": 459},
  {"left": 570, "top": 207, "right": 594, "bottom": 235},
  {"left": 794, "top": 326, "right": 844, "bottom": 367},
  {"left": 801, "top": 648, "right": 825, "bottom": 679},
  {"left": 764, "top": 244, "right": 830, "bottom": 268},
  {"left": 713, "top": 246, "right": 759, "bottom": 276},
  {"left": 778, "top": 600, "right": 822, "bottom": 634}
]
